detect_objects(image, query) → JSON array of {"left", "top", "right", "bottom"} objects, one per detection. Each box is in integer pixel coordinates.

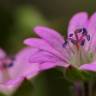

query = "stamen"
[
  {"left": 69, "top": 33, "right": 73, "bottom": 37},
  {"left": 74, "top": 30, "right": 80, "bottom": 49},
  {"left": 86, "top": 35, "right": 90, "bottom": 41},
  {"left": 63, "top": 28, "right": 90, "bottom": 51},
  {"left": 63, "top": 40, "right": 68, "bottom": 47},
  {"left": 80, "top": 39, "right": 85, "bottom": 46},
  {"left": 69, "top": 38, "right": 77, "bottom": 45},
  {"left": 62, "top": 27, "right": 92, "bottom": 68},
  {"left": 82, "top": 28, "right": 87, "bottom": 35},
  {"left": 73, "top": 28, "right": 90, "bottom": 48},
  {"left": 75, "top": 29, "right": 82, "bottom": 33},
  {"left": 3, "top": 63, "right": 14, "bottom": 68}
]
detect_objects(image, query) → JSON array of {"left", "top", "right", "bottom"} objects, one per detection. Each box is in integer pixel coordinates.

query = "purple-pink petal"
[
  {"left": 28, "top": 49, "right": 69, "bottom": 70},
  {"left": 40, "top": 62, "right": 57, "bottom": 70},
  {"left": 24, "top": 38, "right": 66, "bottom": 60},
  {"left": 33, "top": 26, "right": 68, "bottom": 58},
  {"left": 24, "top": 38, "right": 58, "bottom": 53},
  {"left": 40, "top": 61, "right": 69, "bottom": 70},
  {"left": 29, "top": 51, "right": 60, "bottom": 63},
  {"left": 9, "top": 47, "right": 40, "bottom": 79},
  {"left": 80, "top": 62, "right": 96, "bottom": 72},
  {"left": 34, "top": 26, "right": 64, "bottom": 44},
  {"left": 0, "top": 77, "right": 23, "bottom": 95},
  {"left": 68, "top": 12, "right": 88, "bottom": 36},
  {"left": 87, "top": 12, "right": 96, "bottom": 51}
]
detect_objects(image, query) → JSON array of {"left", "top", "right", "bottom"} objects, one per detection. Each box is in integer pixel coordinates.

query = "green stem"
[
  {"left": 84, "top": 81, "right": 93, "bottom": 96},
  {"left": 88, "top": 81, "right": 93, "bottom": 96},
  {"left": 74, "top": 82, "right": 85, "bottom": 96},
  {"left": 74, "top": 81, "right": 94, "bottom": 96}
]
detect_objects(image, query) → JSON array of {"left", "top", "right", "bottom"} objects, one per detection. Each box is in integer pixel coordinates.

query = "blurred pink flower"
[
  {"left": 0, "top": 48, "right": 39, "bottom": 95},
  {"left": 24, "top": 12, "right": 96, "bottom": 72}
]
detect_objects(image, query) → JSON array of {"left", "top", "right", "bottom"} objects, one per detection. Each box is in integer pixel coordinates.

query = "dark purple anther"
[
  {"left": 69, "top": 38, "right": 77, "bottom": 45},
  {"left": 3, "top": 63, "right": 14, "bottom": 68},
  {"left": 76, "top": 29, "right": 82, "bottom": 33},
  {"left": 7, "top": 63, "right": 14, "bottom": 68},
  {"left": 77, "top": 28, "right": 87, "bottom": 35},
  {"left": 86, "top": 35, "right": 90, "bottom": 41},
  {"left": 63, "top": 40, "right": 68, "bottom": 47},
  {"left": 82, "top": 28, "right": 87, "bottom": 36},
  {"left": 80, "top": 39, "right": 85, "bottom": 46},
  {"left": 69, "top": 33, "right": 73, "bottom": 37}
]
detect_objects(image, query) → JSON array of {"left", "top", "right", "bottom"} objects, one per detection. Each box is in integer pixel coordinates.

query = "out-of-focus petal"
[
  {"left": 0, "top": 77, "right": 23, "bottom": 95},
  {"left": 68, "top": 12, "right": 88, "bottom": 35},
  {"left": 9, "top": 47, "right": 40, "bottom": 79},
  {"left": 0, "top": 49, "right": 6, "bottom": 59}
]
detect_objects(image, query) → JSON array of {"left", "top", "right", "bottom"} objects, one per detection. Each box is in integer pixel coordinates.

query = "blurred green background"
[{"left": 0, "top": 0, "right": 96, "bottom": 96}]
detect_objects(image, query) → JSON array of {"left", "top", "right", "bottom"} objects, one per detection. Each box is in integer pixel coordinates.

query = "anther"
[
  {"left": 63, "top": 40, "right": 68, "bottom": 47},
  {"left": 7, "top": 63, "right": 14, "bottom": 68},
  {"left": 69, "top": 38, "right": 77, "bottom": 45},
  {"left": 69, "top": 33, "right": 73, "bottom": 37},
  {"left": 3, "top": 63, "right": 14, "bottom": 68},
  {"left": 82, "top": 28, "right": 87, "bottom": 35},
  {"left": 86, "top": 35, "right": 90, "bottom": 41},
  {"left": 77, "top": 28, "right": 87, "bottom": 34},
  {"left": 75, "top": 29, "right": 82, "bottom": 33},
  {"left": 80, "top": 39, "right": 85, "bottom": 46},
  {"left": 63, "top": 28, "right": 90, "bottom": 49}
]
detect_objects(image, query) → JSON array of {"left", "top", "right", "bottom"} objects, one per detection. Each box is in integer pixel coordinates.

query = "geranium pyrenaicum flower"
[
  {"left": 0, "top": 48, "right": 39, "bottom": 95},
  {"left": 24, "top": 12, "right": 96, "bottom": 72}
]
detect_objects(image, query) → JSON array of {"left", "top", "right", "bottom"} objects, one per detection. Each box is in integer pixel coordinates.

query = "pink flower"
[
  {"left": 0, "top": 48, "right": 39, "bottom": 95},
  {"left": 24, "top": 12, "right": 96, "bottom": 72}
]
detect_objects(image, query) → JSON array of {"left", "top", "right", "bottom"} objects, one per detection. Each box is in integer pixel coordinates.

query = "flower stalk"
[{"left": 74, "top": 81, "right": 94, "bottom": 96}]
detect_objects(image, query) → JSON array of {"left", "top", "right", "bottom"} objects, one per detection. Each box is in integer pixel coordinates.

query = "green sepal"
[{"left": 64, "top": 66, "right": 96, "bottom": 82}]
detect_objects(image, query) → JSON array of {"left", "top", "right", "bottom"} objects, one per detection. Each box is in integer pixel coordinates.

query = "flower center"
[
  {"left": 63, "top": 28, "right": 93, "bottom": 68},
  {"left": 68, "top": 28, "right": 90, "bottom": 49}
]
